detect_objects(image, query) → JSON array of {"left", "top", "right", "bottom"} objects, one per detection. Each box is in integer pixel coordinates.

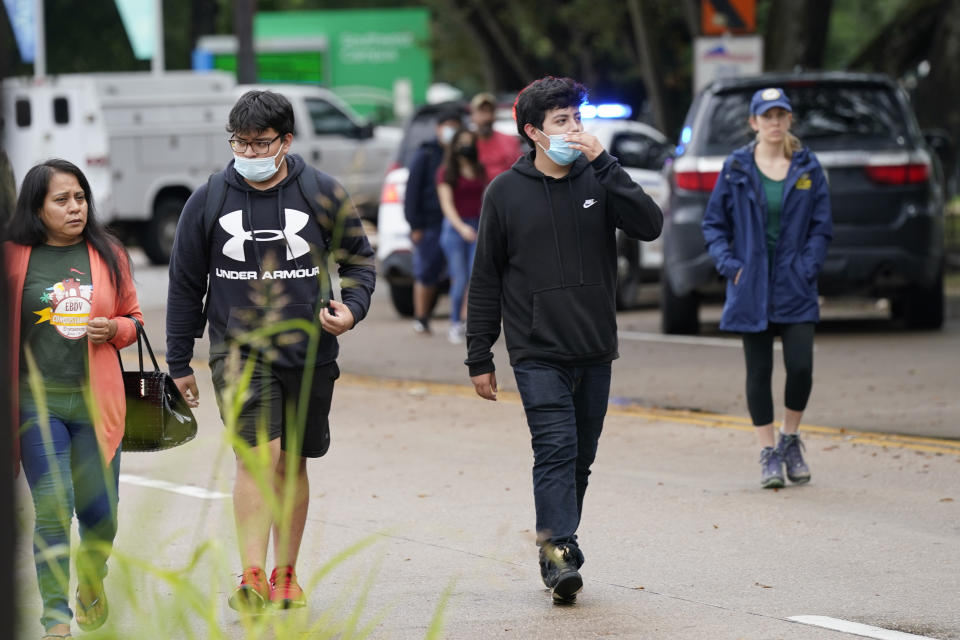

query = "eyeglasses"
[{"left": 228, "top": 133, "right": 282, "bottom": 155}]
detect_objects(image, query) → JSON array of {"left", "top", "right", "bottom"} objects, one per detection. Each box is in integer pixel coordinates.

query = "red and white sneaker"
[
  {"left": 228, "top": 566, "right": 270, "bottom": 612},
  {"left": 270, "top": 565, "right": 307, "bottom": 609}
]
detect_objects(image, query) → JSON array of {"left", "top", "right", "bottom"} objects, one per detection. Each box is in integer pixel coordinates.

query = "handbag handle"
[{"left": 115, "top": 317, "right": 161, "bottom": 396}]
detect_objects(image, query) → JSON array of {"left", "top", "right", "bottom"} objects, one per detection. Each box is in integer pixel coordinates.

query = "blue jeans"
[
  {"left": 19, "top": 387, "right": 121, "bottom": 631},
  {"left": 439, "top": 218, "right": 478, "bottom": 323},
  {"left": 512, "top": 361, "right": 611, "bottom": 548}
]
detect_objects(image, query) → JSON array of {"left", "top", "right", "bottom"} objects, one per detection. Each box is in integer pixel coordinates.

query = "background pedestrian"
[
  {"left": 437, "top": 127, "right": 486, "bottom": 344},
  {"left": 405, "top": 108, "right": 463, "bottom": 334},
  {"left": 702, "top": 87, "right": 833, "bottom": 489}
]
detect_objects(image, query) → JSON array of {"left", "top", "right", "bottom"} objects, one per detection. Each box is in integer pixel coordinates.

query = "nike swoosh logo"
[{"left": 583, "top": 199, "right": 597, "bottom": 208}]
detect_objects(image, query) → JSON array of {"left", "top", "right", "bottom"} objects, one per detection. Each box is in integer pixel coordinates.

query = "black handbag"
[{"left": 117, "top": 316, "right": 197, "bottom": 452}]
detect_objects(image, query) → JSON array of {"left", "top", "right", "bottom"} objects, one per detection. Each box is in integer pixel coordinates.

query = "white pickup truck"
[{"left": 2, "top": 71, "right": 400, "bottom": 264}]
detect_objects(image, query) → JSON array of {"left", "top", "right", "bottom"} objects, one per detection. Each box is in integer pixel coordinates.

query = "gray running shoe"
[
  {"left": 759, "top": 446, "right": 785, "bottom": 489},
  {"left": 778, "top": 433, "right": 811, "bottom": 484}
]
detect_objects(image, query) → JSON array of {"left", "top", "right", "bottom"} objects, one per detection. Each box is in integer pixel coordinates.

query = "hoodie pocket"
[
  {"left": 530, "top": 283, "right": 616, "bottom": 355},
  {"left": 226, "top": 303, "right": 316, "bottom": 345}
]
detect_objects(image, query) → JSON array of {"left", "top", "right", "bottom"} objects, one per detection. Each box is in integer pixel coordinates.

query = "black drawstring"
[
  {"left": 568, "top": 180, "right": 584, "bottom": 285},
  {"left": 540, "top": 178, "right": 566, "bottom": 288},
  {"left": 244, "top": 191, "right": 263, "bottom": 273}
]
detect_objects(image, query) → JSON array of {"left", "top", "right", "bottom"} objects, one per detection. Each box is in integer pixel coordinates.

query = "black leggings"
[{"left": 742, "top": 322, "right": 815, "bottom": 426}]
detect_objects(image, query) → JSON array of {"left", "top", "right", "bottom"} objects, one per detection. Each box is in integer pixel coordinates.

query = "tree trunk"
[
  {"left": 627, "top": 0, "right": 667, "bottom": 132},
  {"left": 234, "top": 0, "right": 257, "bottom": 84},
  {"left": 765, "top": 0, "right": 833, "bottom": 70}
]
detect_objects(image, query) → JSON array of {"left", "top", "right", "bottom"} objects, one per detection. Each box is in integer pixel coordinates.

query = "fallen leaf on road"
[
  {"left": 822, "top": 445, "right": 839, "bottom": 451},
  {"left": 633, "top": 586, "right": 645, "bottom": 590},
  {"left": 418, "top": 494, "right": 429, "bottom": 498},
  {"left": 713, "top": 524, "right": 719, "bottom": 529},
  {"left": 940, "top": 498, "right": 955, "bottom": 503},
  {"left": 754, "top": 582, "right": 773, "bottom": 589}
]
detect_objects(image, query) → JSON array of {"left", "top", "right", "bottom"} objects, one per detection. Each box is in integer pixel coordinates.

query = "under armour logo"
[
  {"left": 219, "top": 209, "right": 311, "bottom": 262},
  {"left": 582, "top": 199, "right": 597, "bottom": 208}
]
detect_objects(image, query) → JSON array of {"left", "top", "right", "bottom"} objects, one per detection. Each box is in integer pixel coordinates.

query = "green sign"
[
  {"left": 213, "top": 51, "right": 324, "bottom": 85},
  {"left": 255, "top": 8, "right": 431, "bottom": 117}
]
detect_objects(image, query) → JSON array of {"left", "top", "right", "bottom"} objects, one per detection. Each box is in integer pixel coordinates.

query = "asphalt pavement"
[
  {"left": 13, "top": 330, "right": 960, "bottom": 639},
  {"left": 11, "top": 256, "right": 960, "bottom": 639}
]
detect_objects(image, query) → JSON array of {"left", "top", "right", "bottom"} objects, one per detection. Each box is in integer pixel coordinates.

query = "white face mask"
[
  {"left": 233, "top": 141, "right": 285, "bottom": 182},
  {"left": 439, "top": 126, "right": 456, "bottom": 145}
]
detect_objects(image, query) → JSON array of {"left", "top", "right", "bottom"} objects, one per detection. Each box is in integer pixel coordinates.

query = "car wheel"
[
  {"left": 142, "top": 195, "right": 186, "bottom": 265},
  {"left": 661, "top": 276, "right": 700, "bottom": 334},
  {"left": 897, "top": 268, "right": 944, "bottom": 330},
  {"left": 389, "top": 282, "right": 414, "bottom": 317},
  {"left": 616, "top": 234, "right": 642, "bottom": 310}
]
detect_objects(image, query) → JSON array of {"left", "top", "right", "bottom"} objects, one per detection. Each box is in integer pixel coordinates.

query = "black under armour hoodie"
[
  {"left": 166, "top": 154, "right": 375, "bottom": 378},
  {"left": 465, "top": 150, "right": 662, "bottom": 376}
]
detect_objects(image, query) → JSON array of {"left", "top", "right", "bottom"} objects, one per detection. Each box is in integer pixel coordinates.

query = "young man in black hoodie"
[
  {"left": 166, "top": 90, "right": 375, "bottom": 612},
  {"left": 466, "top": 77, "right": 662, "bottom": 604}
]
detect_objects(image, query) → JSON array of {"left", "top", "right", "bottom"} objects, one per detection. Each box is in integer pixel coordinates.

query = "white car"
[{"left": 376, "top": 107, "right": 673, "bottom": 316}]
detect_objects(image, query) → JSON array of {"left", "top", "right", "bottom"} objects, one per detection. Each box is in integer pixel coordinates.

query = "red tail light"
[
  {"left": 381, "top": 180, "right": 401, "bottom": 204},
  {"left": 864, "top": 163, "right": 929, "bottom": 185},
  {"left": 675, "top": 170, "right": 719, "bottom": 192}
]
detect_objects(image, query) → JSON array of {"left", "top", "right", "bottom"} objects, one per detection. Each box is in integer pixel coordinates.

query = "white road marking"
[
  {"left": 119, "top": 474, "right": 230, "bottom": 500},
  {"left": 619, "top": 330, "right": 783, "bottom": 350},
  {"left": 788, "top": 616, "right": 938, "bottom": 640}
]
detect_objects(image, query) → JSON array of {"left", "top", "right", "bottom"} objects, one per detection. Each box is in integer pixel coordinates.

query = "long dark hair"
[
  {"left": 441, "top": 128, "right": 485, "bottom": 187},
  {"left": 7, "top": 159, "right": 128, "bottom": 286}
]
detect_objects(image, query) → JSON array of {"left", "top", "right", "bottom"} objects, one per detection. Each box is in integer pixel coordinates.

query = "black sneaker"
[
  {"left": 777, "top": 433, "right": 811, "bottom": 484},
  {"left": 539, "top": 543, "right": 584, "bottom": 604},
  {"left": 759, "top": 446, "right": 785, "bottom": 489}
]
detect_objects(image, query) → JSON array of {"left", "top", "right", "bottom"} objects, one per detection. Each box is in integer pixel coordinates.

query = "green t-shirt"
[
  {"left": 759, "top": 170, "right": 785, "bottom": 271},
  {"left": 20, "top": 243, "right": 93, "bottom": 389}
]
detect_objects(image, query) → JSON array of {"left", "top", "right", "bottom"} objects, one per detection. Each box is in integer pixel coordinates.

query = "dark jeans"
[
  {"left": 742, "top": 322, "right": 815, "bottom": 426},
  {"left": 19, "top": 388, "right": 121, "bottom": 631},
  {"left": 512, "top": 361, "right": 611, "bottom": 548}
]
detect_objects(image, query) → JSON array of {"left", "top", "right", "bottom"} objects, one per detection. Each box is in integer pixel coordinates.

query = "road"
[
  {"left": 11, "top": 251, "right": 959, "bottom": 639},
  {"left": 130, "top": 251, "right": 960, "bottom": 440}
]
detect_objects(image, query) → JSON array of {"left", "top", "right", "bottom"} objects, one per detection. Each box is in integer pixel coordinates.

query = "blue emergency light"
[{"left": 580, "top": 103, "right": 632, "bottom": 119}]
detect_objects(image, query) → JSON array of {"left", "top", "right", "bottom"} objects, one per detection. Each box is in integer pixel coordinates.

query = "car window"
[
  {"left": 702, "top": 84, "right": 910, "bottom": 155},
  {"left": 610, "top": 132, "right": 669, "bottom": 170},
  {"left": 306, "top": 98, "right": 356, "bottom": 136}
]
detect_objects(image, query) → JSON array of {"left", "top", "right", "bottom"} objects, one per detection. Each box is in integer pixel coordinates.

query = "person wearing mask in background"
[
  {"left": 166, "top": 90, "right": 376, "bottom": 613},
  {"left": 470, "top": 92, "right": 522, "bottom": 180},
  {"left": 702, "top": 87, "right": 833, "bottom": 489},
  {"left": 466, "top": 77, "right": 662, "bottom": 604},
  {"left": 6, "top": 159, "right": 143, "bottom": 638},
  {"left": 405, "top": 109, "right": 463, "bottom": 334},
  {"left": 437, "top": 127, "right": 487, "bottom": 344}
]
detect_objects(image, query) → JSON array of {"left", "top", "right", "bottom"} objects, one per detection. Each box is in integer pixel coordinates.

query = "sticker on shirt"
[
  {"left": 796, "top": 173, "right": 812, "bottom": 190},
  {"left": 33, "top": 278, "right": 94, "bottom": 339}
]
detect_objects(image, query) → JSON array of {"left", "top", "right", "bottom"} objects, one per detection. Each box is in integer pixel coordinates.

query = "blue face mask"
[
  {"left": 537, "top": 130, "right": 582, "bottom": 166},
  {"left": 234, "top": 142, "right": 285, "bottom": 183}
]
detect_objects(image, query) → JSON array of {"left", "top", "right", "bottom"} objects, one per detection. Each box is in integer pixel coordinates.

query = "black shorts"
[{"left": 211, "top": 357, "right": 340, "bottom": 457}]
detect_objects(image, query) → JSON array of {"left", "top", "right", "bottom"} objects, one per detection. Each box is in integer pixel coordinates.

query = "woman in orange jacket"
[{"left": 5, "top": 159, "right": 142, "bottom": 639}]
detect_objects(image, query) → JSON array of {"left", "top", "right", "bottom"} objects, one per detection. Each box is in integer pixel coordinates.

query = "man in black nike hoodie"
[
  {"left": 466, "top": 77, "right": 662, "bottom": 604},
  {"left": 166, "top": 90, "right": 375, "bottom": 612}
]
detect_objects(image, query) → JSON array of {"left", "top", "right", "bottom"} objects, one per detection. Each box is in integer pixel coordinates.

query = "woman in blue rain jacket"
[{"left": 702, "top": 87, "right": 832, "bottom": 489}]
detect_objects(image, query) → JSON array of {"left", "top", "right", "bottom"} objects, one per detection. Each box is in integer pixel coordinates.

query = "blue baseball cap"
[{"left": 750, "top": 87, "right": 792, "bottom": 115}]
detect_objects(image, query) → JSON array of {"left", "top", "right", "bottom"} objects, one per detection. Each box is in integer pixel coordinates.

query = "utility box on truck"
[
  {"left": 2, "top": 71, "right": 236, "bottom": 264},
  {"left": 2, "top": 71, "right": 400, "bottom": 264}
]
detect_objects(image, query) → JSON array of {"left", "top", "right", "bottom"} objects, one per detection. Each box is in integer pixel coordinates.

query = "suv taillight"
[
  {"left": 675, "top": 170, "right": 719, "bottom": 192},
  {"left": 864, "top": 163, "right": 930, "bottom": 185},
  {"left": 381, "top": 180, "right": 401, "bottom": 204}
]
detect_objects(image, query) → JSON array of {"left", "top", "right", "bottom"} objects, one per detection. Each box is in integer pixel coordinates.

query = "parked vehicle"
[
  {"left": 661, "top": 72, "right": 946, "bottom": 333},
  {"left": 2, "top": 72, "right": 399, "bottom": 264},
  {"left": 376, "top": 103, "right": 673, "bottom": 316}
]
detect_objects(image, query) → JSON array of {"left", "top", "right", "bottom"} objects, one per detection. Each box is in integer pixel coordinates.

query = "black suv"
[{"left": 661, "top": 72, "right": 946, "bottom": 333}]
